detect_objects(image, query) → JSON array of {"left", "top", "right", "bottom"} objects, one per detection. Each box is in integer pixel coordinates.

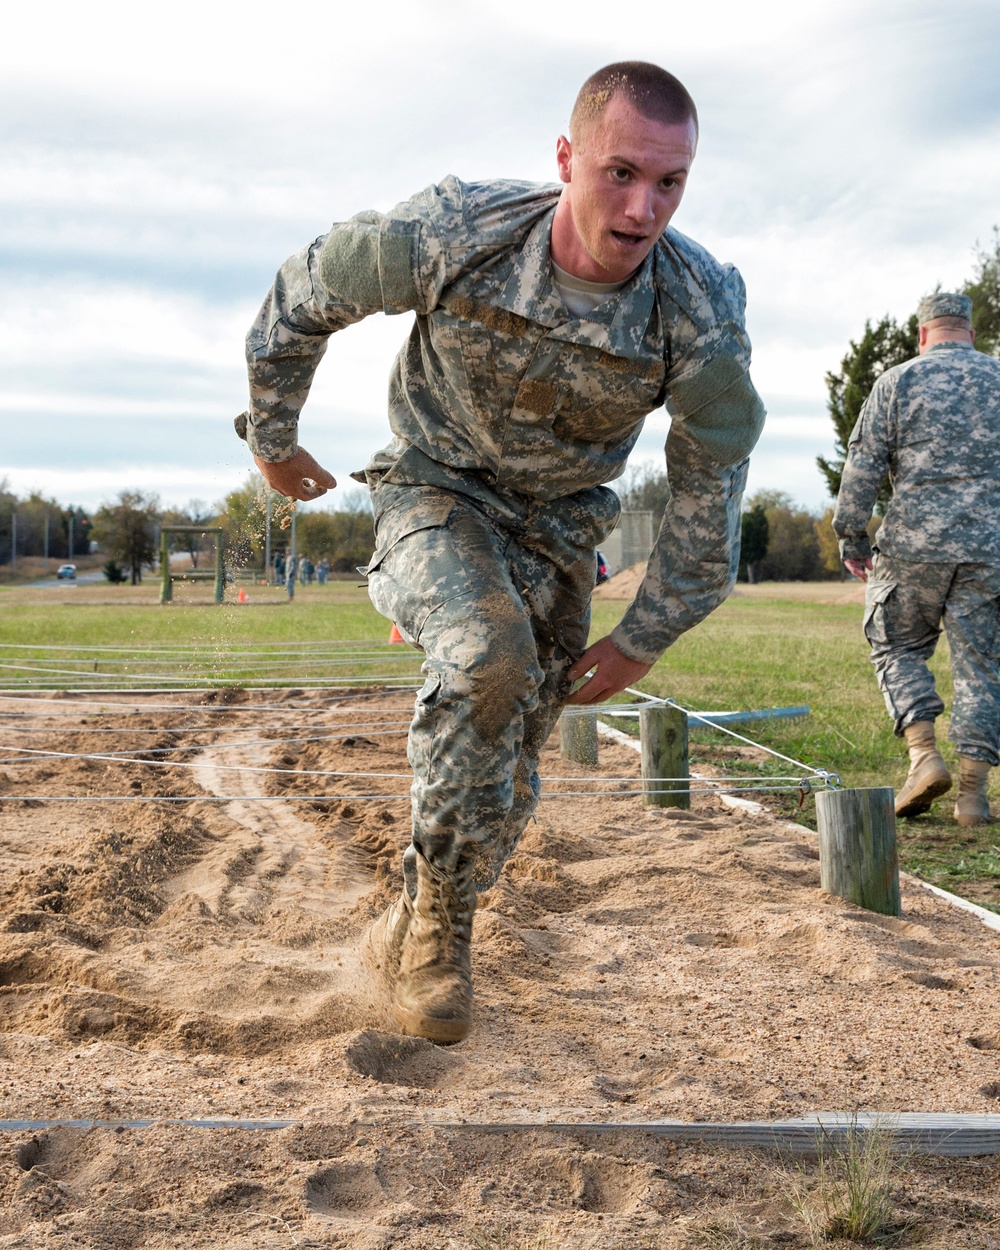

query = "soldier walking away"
[
  {"left": 834, "top": 292, "right": 1000, "bottom": 826},
  {"left": 236, "top": 62, "right": 766, "bottom": 1043}
]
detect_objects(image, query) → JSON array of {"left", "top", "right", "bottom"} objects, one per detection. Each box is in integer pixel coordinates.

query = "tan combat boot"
[
  {"left": 954, "top": 756, "right": 993, "bottom": 827},
  {"left": 895, "top": 720, "right": 952, "bottom": 817},
  {"left": 394, "top": 851, "right": 476, "bottom": 1045},
  {"left": 359, "top": 888, "right": 413, "bottom": 993}
]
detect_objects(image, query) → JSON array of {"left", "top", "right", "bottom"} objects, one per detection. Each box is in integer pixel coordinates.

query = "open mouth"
[{"left": 611, "top": 230, "right": 648, "bottom": 248}]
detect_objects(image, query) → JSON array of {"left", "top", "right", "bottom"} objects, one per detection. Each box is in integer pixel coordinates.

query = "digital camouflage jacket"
[
  {"left": 834, "top": 341, "right": 1000, "bottom": 565},
  {"left": 241, "top": 178, "right": 766, "bottom": 661}
]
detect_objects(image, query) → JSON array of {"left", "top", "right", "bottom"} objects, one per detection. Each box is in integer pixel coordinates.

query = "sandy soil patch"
[{"left": 0, "top": 689, "right": 998, "bottom": 1247}]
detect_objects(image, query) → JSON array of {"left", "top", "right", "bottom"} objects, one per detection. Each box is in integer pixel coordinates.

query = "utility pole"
[
  {"left": 10, "top": 513, "right": 16, "bottom": 576},
  {"left": 68, "top": 511, "right": 74, "bottom": 560},
  {"left": 265, "top": 493, "right": 272, "bottom": 583},
  {"left": 44, "top": 512, "right": 49, "bottom": 567},
  {"left": 287, "top": 507, "right": 297, "bottom": 601}
]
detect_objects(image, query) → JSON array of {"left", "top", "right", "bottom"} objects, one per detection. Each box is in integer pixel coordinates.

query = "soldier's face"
[{"left": 554, "top": 95, "right": 696, "bottom": 283}]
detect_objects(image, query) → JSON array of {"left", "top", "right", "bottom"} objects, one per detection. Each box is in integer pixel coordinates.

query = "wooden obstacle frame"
[{"left": 159, "top": 526, "right": 225, "bottom": 604}]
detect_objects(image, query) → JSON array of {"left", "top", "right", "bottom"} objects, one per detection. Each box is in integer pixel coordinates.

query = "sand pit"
[{"left": 1, "top": 689, "right": 999, "bottom": 1247}]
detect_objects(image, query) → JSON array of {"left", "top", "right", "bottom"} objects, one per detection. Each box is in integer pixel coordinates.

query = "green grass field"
[
  {"left": 0, "top": 583, "right": 386, "bottom": 646},
  {"left": 2, "top": 580, "right": 997, "bottom": 911}
]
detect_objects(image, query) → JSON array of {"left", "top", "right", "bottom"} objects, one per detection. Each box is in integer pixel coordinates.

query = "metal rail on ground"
[{"left": 0, "top": 1114, "right": 997, "bottom": 1156}]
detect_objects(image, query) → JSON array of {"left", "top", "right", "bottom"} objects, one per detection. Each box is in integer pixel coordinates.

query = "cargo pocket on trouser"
[
  {"left": 862, "top": 579, "right": 897, "bottom": 650},
  {"left": 363, "top": 494, "right": 456, "bottom": 644},
  {"left": 863, "top": 575, "right": 944, "bottom": 733},
  {"left": 551, "top": 578, "right": 594, "bottom": 670}
]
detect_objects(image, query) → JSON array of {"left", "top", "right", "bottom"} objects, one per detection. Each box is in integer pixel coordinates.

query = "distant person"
[
  {"left": 834, "top": 292, "right": 1000, "bottom": 825},
  {"left": 237, "top": 61, "right": 765, "bottom": 1042},
  {"left": 317, "top": 558, "right": 329, "bottom": 585}
]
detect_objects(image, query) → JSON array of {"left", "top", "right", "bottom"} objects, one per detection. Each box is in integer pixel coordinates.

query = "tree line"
[
  {"left": 616, "top": 466, "right": 843, "bottom": 582},
  {"left": 1, "top": 477, "right": 376, "bottom": 585},
  {"left": 0, "top": 481, "right": 91, "bottom": 564}
]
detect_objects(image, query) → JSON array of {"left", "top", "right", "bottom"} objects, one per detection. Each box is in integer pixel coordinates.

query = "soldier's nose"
[{"left": 625, "top": 188, "right": 656, "bottom": 224}]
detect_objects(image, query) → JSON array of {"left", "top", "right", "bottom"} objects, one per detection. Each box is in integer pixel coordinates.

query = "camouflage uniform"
[
  {"left": 242, "top": 177, "right": 765, "bottom": 889},
  {"left": 833, "top": 324, "right": 1000, "bottom": 764}
]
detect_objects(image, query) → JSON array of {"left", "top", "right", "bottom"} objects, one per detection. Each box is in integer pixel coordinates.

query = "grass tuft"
[
  {"left": 687, "top": 1212, "right": 773, "bottom": 1248},
  {"left": 787, "top": 1116, "right": 912, "bottom": 1246}
]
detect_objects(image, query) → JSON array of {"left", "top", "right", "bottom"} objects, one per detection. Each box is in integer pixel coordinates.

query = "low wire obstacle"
[{"left": 0, "top": 642, "right": 842, "bottom": 809}]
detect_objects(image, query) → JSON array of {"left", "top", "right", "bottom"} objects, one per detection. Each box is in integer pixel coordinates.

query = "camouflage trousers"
[
  {"left": 864, "top": 553, "right": 1000, "bottom": 764},
  {"left": 365, "top": 474, "right": 620, "bottom": 895}
]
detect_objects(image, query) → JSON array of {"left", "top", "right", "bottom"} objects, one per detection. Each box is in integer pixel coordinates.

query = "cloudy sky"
[{"left": 3, "top": 0, "right": 999, "bottom": 515}]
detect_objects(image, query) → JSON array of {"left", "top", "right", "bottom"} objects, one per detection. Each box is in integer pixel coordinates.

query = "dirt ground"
[{"left": 1, "top": 688, "right": 999, "bottom": 1248}]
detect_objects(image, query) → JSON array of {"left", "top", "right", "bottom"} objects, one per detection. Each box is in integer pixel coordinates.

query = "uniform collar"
[
  {"left": 495, "top": 207, "right": 660, "bottom": 361},
  {"left": 925, "top": 339, "right": 974, "bottom": 354}
]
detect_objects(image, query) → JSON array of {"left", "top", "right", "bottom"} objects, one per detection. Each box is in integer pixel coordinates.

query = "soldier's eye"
[{"left": 611, "top": 168, "right": 631, "bottom": 181}]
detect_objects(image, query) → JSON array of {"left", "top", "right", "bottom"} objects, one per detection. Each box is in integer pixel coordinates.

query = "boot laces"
[{"left": 424, "top": 856, "right": 475, "bottom": 938}]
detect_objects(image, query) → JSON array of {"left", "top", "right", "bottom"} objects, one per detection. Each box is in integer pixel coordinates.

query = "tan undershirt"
[{"left": 551, "top": 261, "right": 629, "bottom": 318}]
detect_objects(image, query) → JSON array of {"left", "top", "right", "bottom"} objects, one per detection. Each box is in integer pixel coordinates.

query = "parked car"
[
  {"left": 595, "top": 550, "right": 610, "bottom": 585},
  {"left": 56, "top": 563, "right": 77, "bottom": 579}
]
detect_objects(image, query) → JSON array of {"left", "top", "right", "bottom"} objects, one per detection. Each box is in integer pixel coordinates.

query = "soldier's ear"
[{"left": 555, "top": 135, "right": 573, "bottom": 185}]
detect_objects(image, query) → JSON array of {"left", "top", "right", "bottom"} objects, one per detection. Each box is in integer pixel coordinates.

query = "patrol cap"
[{"left": 916, "top": 292, "right": 972, "bottom": 325}]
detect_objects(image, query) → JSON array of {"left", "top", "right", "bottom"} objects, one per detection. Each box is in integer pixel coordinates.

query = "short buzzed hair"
[
  {"left": 570, "top": 61, "right": 698, "bottom": 142},
  {"left": 926, "top": 315, "right": 972, "bottom": 331}
]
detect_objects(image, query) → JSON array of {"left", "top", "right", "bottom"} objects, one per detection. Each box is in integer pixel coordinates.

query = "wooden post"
[
  {"left": 213, "top": 531, "right": 225, "bottom": 604},
  {"left": 560, "top": 711, "right": 598, "bottom": 766},
  {"left": 159, "top": 526, "right": 223, "bottom": 605},
  {"left": 816, "top": 786, "right": 900, "bottom": 916},
  {"left": 160, "top": 530, "right": 172, "bottom": 603},
  {"left": 640, "top": 704, "right": 689, "bottom": 809},
  {"left": 287, "top": 509, "right": 297, "bottom": 601}
]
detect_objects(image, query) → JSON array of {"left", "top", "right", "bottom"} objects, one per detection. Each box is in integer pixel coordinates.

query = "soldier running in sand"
[
  {"left": 237, "top": 61, "right": 766, "bottom": 1043},
  {"left": 835, "top": 292, "right": 1000, "bottom": 826}
]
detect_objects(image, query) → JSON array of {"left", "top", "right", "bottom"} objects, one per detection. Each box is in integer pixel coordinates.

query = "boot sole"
[
  {"left": 394, "top": 1004, "right": 470, "bottom": 1045},
  {"left": 895, "top": 773, "right": 952, "bottom": 818}
]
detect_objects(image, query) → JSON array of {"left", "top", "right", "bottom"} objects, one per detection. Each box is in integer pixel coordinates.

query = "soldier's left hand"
[
  {"left": 844, "top": 557, "right": 873, "bottom": 582},
  {"left": 565, "top": 636, "right": 654, "bottom": 705}
]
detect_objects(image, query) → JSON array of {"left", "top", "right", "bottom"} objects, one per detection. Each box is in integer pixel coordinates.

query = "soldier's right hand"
[{"left": 254, "top": 448, "right": 337, "bottom": 501}]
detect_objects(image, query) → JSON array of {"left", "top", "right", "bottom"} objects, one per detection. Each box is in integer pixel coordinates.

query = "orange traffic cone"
[
  {"left": 388, "top": 623, "right": 405, "bottom": 644},
  {"left": 237, "top": 588, "right": 248, "bottom": 604}
]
